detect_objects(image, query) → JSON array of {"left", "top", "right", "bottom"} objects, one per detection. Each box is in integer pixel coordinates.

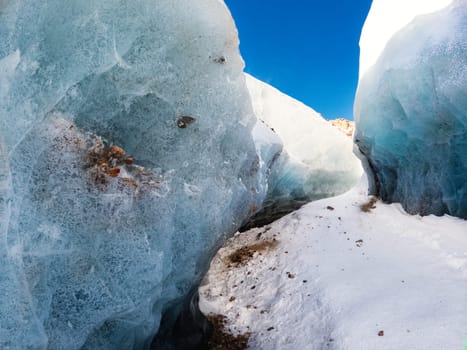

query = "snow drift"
[
  {"left": 199, "top": 178, "right": 467, "bottom": 350},
  {"left": 246, "top": 74, "right": 362, "bottom": 227},
  {"left": 355, "top": 0, "right": 467, "bottom": 219}
]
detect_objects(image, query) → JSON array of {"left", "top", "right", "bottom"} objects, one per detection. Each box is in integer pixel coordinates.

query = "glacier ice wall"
[
  {"left": 355, "top": 0, "right": 467, "bottom": 218},
  {"left": 358, "top": 0, "right": 453, "bottom": 79},
  {"left": 246, "top": 74, "right": 362, "bottom": 210},
  {"left": 0, "top": 0, "right": 271, "bottom": 348}
]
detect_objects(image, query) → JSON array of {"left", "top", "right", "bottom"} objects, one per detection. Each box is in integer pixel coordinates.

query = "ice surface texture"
[
  {"left": 0, "top": 1, "right": 269, "bottom": 348},
  {"left": 358, "top": 0, "right": 454, "bottom": 79},
  {"left": 247, "top": 74, "right": 362, "bottom": 208},
  {"left": 355, "top": 0, "right": 467, "bottom": 219}
]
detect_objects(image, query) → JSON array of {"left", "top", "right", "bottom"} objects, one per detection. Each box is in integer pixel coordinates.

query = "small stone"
[
  {"left": 177, "top": 115, "right": 197, "bottom": 128},
  {"left": 106, "top": 167, "right": 120, "bottom": 177},
  {"left": 216, "top": 56, "right": 226, "bottom": 63},
  {"left": 378, "top": 330, "right": 384, "bottom": 336},
  {"left": 108, "top": 145, "right": 126, "bottom": 159}
]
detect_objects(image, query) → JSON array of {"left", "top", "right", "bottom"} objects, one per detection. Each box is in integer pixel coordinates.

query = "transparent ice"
[
  {"left": 0, "top": 0, "right": 268, "bottom": 348},
  {"left": 355, "top": 0, "right": 467, "bottom": 218}
]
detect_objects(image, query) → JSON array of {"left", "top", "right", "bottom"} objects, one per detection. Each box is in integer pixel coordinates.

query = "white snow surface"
[
  {"left": 199, "top": 177, "right": 467, "bottom": 349},
  {"left": 359, "top": 0, "right": 453, "bottom": 78},
  {"left": 246, "top": 74, "right": 362, "bottom": 205},
  {"left": 246, "top": 73, "right": 360, "bottom": 174}
]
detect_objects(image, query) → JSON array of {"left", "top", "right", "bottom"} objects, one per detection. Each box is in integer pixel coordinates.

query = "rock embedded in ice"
[
  {"left": 246, "top": 74, "right": 362, "bottom": 219},
  {"left": 0, "top": 0, "right": 271, "bottom": 348},
  {"left": 355, "top": 0, "right": 467, "bottom": 219}
]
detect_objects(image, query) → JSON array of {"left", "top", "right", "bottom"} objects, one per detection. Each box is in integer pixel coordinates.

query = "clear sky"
[{"left": 224, "top": 0, "right": 372, "bottom": 120}]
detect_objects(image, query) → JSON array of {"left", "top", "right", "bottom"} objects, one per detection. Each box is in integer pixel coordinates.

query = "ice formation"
[
  {"left": 354, "top": 0, "right": 467, "bottom": 218},
  {"left": 247, "top": 74, "right": 362, "bottom": 218},
  {"left": 0, "top": 0, "right": 274, "bottom": 348},
  {"left": 358, "top": 0, "right": 454, "bottom": 78}
]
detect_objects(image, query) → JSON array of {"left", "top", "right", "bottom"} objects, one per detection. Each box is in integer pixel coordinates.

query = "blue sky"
[{"left": 224, "top": 0, "right": 372, "bottom": 120}]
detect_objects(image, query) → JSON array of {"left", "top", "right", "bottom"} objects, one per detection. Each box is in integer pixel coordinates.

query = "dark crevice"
[
  {"left": 355, "top": 139, "right": 381, "bottom": 197},
  {"left": 151, "top": 289, "right": 211, "bottom": 350},
  {"left": 365, "top": 158, "right": 381, "bottom": 197},
  {"left": 239, "top": 198, "right": 309, "bottom": 232}
]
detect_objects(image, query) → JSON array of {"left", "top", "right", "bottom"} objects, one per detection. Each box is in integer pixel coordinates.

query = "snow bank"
[
  {"left": 247, "top": 74, "right": 362, "bottom": 210},
  {"left": 199, "top": 177, "right": 467, "bottom": 349}
]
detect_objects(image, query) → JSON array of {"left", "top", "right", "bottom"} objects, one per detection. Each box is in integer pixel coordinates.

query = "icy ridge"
[{"left": 246, "top": 74, "right": 362, "bottom": 209}]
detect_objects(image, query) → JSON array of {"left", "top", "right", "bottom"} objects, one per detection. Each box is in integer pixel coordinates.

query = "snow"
[
  {"left": 199, "top": 177, "right": 467, "bottom": 349},
  {"left": 355, "top": 0, "right": 467, "bottom": 219},
  {"left": 247, "top": 74, "right": 362, "bottom": 206},
  {"left": 358, "top": 0, "right": 453, "bottom": 78}
]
